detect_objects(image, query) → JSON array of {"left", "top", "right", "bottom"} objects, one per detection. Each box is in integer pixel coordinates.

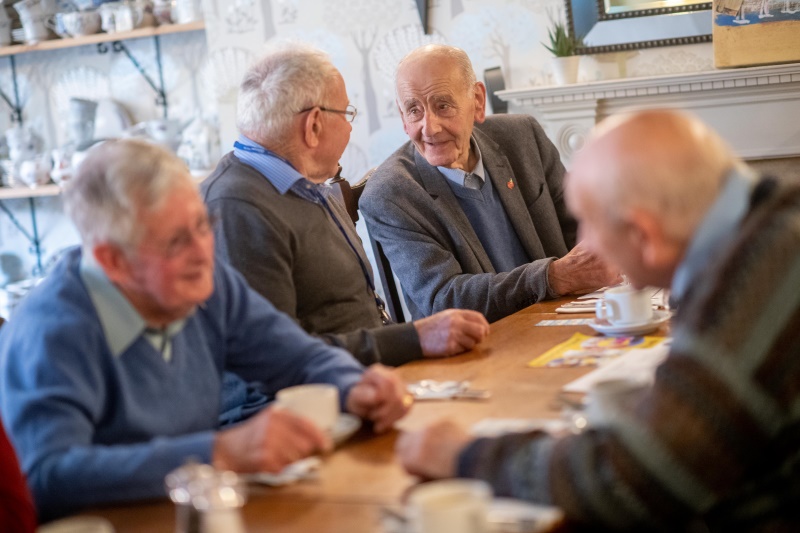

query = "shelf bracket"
[
  {"left": 0, "top": 55, "right": 24, "bottom": 124},
  {"left": 0, "top": 198, "right": 44, "bottom": 276},
  {"left": 98, "top": 37, "right": 168, "bottom": 118}
]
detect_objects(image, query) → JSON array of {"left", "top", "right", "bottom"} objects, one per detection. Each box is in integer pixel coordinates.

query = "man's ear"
[
  {"left": 93, "top": 243, "right": 132, "bottom": 286},
  {"left": 627, "top": 208, "right": 675, "bottom": 271},
  {"left": 473, "top": 82, "right": 487, "bottom": 124},
  {"left": 302, "top": 107, "right": 323, "bottom": 149}
]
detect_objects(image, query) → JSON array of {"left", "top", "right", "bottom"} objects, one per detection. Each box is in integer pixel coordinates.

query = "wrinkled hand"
[
  {"left": 396, "top": 420, "right": 473, "bottom": 479},
  {"left": 548, "top": 241, "right": 621, "bottom": 296},
  {"left": 414, "top": 309, "right": 490, "bottom": 358},
  {"left": 212, "top": 405, "right": 331, "bottom": 473},
  {"left": 346, "top": 364, "right": 412, "bottom": 433}
]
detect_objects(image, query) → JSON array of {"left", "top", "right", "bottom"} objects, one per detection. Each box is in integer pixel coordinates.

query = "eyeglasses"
[
  {"left": 142, "top": 213, "right": 216, "bottom": 259},
  {"left": 299, "top": 104, "right": 357, "bottom": 123}
]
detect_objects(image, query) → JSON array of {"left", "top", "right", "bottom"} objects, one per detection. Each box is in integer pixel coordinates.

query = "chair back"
[
  {"left": 484, "top": 66, "right": 508, "bottom": 114},
  {"left": 330, "top": 167, "right": 406, "bottom": 323}
]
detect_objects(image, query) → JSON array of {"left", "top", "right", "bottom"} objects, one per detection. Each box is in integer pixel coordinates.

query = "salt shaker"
[{"left": 165, "top": 461, "right": 248, "bottom": 533}]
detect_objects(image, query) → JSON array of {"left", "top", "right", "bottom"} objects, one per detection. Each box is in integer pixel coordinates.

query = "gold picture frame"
[{"left": 714, "top": 0, "right": 800, "bottom": 67}]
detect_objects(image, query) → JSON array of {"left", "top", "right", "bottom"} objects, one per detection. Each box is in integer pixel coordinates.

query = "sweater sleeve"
[{"left": 320, "top": 322, "right": 422, "bottom": 367}]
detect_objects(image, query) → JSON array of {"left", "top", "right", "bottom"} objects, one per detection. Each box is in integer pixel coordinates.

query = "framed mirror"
[{"left": 566, "top": 0, "right": 713, "bottom": 55}]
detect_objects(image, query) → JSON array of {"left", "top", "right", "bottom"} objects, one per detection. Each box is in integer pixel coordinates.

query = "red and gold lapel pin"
[{"left": 507, "top": 178, "right": 515, "bottom": 189}]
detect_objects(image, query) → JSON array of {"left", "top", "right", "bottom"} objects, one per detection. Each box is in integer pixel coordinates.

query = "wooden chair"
[{"left": 330, "top": 167, "right": 406, "bottom": 323}]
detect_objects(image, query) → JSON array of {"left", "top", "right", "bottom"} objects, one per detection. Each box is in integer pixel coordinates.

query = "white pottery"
[{"left": 550, "top": 55, "right": 581, "bottom": 86}]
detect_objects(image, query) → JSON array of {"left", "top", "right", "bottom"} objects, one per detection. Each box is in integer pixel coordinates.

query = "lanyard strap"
[{"left": 312, "top": 189, "right": 392, "bottom": 325}]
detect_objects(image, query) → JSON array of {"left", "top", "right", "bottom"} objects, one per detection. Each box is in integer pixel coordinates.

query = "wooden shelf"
[
  {"left": 0, "top": 170, "right": 209, "bottom": 201},
  {"left": 0, "top": 20, "right": 204, "bottom": 58},
  {"left": 0, "top": 184, "right": 61, "bottom": 200}
]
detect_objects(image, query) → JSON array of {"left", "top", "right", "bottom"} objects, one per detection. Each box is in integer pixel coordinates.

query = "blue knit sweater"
[{"left": 0, "top": 247, "right": 364, "bottom": 520}]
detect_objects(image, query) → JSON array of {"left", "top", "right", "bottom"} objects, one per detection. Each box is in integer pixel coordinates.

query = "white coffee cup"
[
  {"left": 275, "top": 384, "right": 339, "bottom": 433},
  {"left": 585, "top": 378, "right": 647, "bottom": 428},
  {"left": 595, "top": 285, "right": 653, "bottom": 326},
  {"left": 407, "top": 479, "right": 492, "bottom": 533}
]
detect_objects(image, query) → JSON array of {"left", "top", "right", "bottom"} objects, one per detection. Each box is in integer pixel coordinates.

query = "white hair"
[
  {"left": 395, "top": 44, "right": 478, "bottom": 96},
  {"left": 63, "top": 139, "right": 191, "bottom": 250},
  {"left": 236, "top": 42, "right": 341, "bottom": 146}
]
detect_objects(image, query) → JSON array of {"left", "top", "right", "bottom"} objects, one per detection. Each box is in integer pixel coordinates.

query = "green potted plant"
[{"left": 542, "top": 19, "right": 584, "bottom": 85}]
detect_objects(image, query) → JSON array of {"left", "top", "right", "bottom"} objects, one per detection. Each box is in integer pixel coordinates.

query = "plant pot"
[{"left": 550, "top": 56, "right": 581, "bottom": 85}]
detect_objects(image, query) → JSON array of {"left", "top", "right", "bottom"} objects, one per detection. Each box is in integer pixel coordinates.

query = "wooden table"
[{"left": 80, "top": 299, "right": 669, "bottom": 532}]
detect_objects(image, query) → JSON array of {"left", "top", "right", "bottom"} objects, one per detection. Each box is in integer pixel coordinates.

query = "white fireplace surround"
[{"left": 496, "top": 63, "right": 800, "bottom": 165}]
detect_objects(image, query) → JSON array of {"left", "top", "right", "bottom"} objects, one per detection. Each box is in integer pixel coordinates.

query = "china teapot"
[{"left": 126, "top": 118, "right": 192, "bottom": 152}]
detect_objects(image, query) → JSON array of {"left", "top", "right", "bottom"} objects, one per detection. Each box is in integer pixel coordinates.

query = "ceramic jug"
[{"left": 5, "top": 125, "right": 44, "bottom": 162}]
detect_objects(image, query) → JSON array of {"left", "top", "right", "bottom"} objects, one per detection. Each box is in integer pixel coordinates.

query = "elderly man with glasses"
[
  {"left": 202, "top": 43, "right": 489, "bottom": 368},
  {"left": 0, "top": 139, "right": 412, "bottom": 521}
]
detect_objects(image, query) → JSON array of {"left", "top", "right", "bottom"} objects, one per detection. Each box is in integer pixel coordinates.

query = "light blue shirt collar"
[
  {"left": 233, "top": 135, "right": 332, "bottom": 203},
  {"left": 79, "top": 251, "right": 186, "bottom": 359},
  {"left": 438, "top": 137, "right": 485, "bottom": 188},
  {"left": 671, "top": 167, "right": 756, "bottom": 305}
]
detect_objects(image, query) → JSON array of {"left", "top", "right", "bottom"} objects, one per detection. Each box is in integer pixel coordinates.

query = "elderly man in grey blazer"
[{"left": 360, "top": 45, "right": 618, "bottom": 323}]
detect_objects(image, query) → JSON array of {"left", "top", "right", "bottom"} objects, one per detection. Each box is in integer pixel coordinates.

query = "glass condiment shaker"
[{"left": 165, "top": 461, "right": 248, "bottom": 533}]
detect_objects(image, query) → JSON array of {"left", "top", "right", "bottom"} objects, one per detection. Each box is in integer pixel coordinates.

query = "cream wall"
[{"left": 0, "top": 0, "right": 718, "bottom": 281}]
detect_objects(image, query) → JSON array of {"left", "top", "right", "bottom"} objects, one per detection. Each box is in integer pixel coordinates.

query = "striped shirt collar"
[
  {"left": 79, "top": 250, "right": 186, "bottom": 359},
  {"left": 233, "top": 135, "right": 332, "bottom": 202}
]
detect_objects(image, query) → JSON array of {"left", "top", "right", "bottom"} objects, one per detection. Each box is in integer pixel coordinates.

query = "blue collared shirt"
[
  {"left": 233, "top": 135, "right": 332, "bottom": 202},
  {"left": 671, "top": 166, "right": 757, "bottom": 306},
  {"left": 438, "top": 137, "right": 486, "bottom": 187},
  {"left": 79, "top": 253, "right": 186, "bottom": 361}
]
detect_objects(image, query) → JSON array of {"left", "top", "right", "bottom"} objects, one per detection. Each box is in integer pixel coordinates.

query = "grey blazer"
[{"left": 360, "top": 114, "right": 576, "bottom": 323}]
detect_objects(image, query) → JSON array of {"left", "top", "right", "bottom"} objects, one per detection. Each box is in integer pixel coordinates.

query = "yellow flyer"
[{"left": 528, "top": 333, "right": 666, "bottom": 368}]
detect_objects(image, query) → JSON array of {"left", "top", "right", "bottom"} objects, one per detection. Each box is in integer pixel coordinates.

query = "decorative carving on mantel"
[{"left": 497, "top": 63, "right": 800, "bottom": 164}]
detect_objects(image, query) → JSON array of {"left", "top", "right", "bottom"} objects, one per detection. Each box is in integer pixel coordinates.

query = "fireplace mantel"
[{"left": 496, "top": 63, "right": 800, "bottom": 164}]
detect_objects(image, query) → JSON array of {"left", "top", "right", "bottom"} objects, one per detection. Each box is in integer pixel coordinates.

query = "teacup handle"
[{"left": 595, "top": 299, "right": 620, "bottom": 322}]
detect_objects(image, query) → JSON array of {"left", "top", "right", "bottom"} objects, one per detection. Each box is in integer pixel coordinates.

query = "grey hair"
[
  {"left": 63, "top": 139, "right": 192, "bottom": 250},
  {"left": 395, "top": 44, "right": 477, "bottom": 96},
  {"left": 236, "top": 42, "right": 341, "bottom": 146}
]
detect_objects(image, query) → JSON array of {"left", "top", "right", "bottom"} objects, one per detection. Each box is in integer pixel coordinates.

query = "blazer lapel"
[
  {"left": 474, "top": 129, "right": 546, "bottom": 261},
  {"left": 414, "top": 150, "right": 495, "bottom": 272}
]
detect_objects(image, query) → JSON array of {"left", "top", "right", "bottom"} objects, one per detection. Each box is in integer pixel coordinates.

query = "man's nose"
[{"left": 421, "top": 110, "right": 441, "bottom": 136}]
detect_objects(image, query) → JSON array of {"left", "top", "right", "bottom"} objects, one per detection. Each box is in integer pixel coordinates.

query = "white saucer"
[
  {"left": 331, "top": 412, "right": 362, "bottom": 445},
  {"left": 488, "top": 498, "right": 564, "bottom": 532},
  {"left": 589, "top": 310, "right": 670, "bottom": 337}
]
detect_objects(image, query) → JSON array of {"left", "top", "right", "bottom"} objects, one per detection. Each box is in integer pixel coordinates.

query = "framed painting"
[{"left": 714, "top": 0, "right": 800, "bottom": 67}]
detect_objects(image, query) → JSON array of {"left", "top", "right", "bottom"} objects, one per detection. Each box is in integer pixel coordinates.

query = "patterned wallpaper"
[{"left": 0, "top": 0, "right": 715, "bottom": 281}]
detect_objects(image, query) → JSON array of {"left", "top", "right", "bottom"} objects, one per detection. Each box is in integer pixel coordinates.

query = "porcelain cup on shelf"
[
  {"left": 19, "top": 155, "right": 52, "bottom": 189},
  {"left": 5, "top": 125, "right": 44, "bottom": 163},
  {"left": 18, "top": 15, "right": 52, "bottom": 43},
  {"left": 99, "top": 1, "right": 142, "bottom": 32},
  {"left": 174, "top": 0, "right": 201, "bottom": 24},
  {"left": 58, "top": 10, "right": 102, "bottom": 37}
]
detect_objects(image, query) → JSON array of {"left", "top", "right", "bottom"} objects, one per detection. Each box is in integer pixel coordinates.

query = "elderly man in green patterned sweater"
[{"left": 396, "top": 109, "right": 800, "bottom": 530}]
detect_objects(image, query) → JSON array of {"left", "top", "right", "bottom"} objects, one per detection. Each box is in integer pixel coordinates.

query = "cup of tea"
[
  {"left": 406, "top": 479, "right": 492, "bottom": 533},
  {"left": 275, "top": 384, "right": 339, "bottom": 433},
  {"left": 596, "top": 285, "right": 653, "bottom": 325}
]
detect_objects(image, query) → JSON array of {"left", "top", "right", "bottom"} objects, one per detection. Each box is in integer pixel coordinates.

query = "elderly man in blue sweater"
[{"left": 0, "top": 139, "right": 412, "bottom": 521}]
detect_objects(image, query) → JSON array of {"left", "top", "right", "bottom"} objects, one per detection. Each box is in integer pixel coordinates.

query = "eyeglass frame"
[{"left": 298, "top": 104, "right": 357, "bottom": 123}]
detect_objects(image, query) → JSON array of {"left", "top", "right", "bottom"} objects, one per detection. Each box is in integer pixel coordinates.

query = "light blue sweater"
[{"left": 0, "top": 247, "right": 364, "bottom": 520}]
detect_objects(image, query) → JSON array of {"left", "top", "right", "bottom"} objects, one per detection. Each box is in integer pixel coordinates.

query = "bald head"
[
  {"left": 396, "top": 44, "right": 477, "bottom": 97},
  {"left": 569, "top": 110, "right": 737, "bottom": 241},
  {"left": 566, "top": 110, "right": 742, "bottom": 288}
]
